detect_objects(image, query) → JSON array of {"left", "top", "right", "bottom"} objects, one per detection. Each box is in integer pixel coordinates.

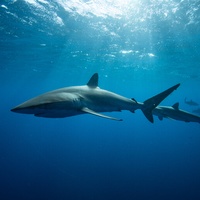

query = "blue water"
[{"left": 1, "top": 0, "right": 200, "bottom": 199}]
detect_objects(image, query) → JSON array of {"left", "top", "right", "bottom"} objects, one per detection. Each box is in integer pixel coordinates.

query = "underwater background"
[{"left": 1, "top": 0, "right": 200, "bottom": 199}]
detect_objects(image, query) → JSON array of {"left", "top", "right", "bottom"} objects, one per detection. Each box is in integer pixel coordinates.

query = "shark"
[
  {"left": 11, "top": 73, "right": 180, "bottom": 123},
  {"left": 184, "top": 98, "right": 199, "bottom": 106},
  {"left": 153, "top": 102, "right": 200, "bottom": 123}
]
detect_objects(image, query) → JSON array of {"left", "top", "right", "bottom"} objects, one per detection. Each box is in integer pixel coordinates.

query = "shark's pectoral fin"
[{"left": 81, "top": 107, "right": 122, "bottom": 121}]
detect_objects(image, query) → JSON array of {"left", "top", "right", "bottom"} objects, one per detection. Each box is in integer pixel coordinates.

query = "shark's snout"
[
  {"left": 11, "top": 107, "right": 18, "bottom": 112},
  {"left": 11, "top": 106, "right": 23, "bottom": 113},
  {"left": 11, "top": 105, "right": 33, "bottom": 114}
]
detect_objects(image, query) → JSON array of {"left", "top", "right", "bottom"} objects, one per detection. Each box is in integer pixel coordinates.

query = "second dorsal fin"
[
  {"left": 172, "top": 102, "right": 179, "bottom": 110},
  {"left": 87, "top": 73, "right": 98, "bottom": 88}
]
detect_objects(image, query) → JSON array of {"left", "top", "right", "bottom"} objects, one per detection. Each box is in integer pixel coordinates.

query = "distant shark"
[
  {"left": 11, "top": 73, "right": 180, "bottom": 123},
  {"left": 153, "top": 102, "right": 200, "bottom": 123},
  {"left": 184, "top": 98, "right": 199, "bottom": 106}
]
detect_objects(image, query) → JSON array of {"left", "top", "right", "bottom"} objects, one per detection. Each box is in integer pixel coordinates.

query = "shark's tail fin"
[{"left": 141, "top": 83, "right": 180, "bottom": 123}]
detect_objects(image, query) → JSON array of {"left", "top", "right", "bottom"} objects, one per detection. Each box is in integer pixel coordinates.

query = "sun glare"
[
  {"left": 105, "top": 0, "right": 140, "bottom": 16},
  {"left": 58, "top": 0, "right": 140, "bottom": 18}
]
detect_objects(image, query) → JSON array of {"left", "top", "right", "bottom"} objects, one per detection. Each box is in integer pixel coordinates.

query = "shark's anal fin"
[
  {"left": 158, "top": 116, "right": 163, "bottom": 121},
  {"left": 81, "top": 107, "right": 122, "bottom": 121},
  {"left": 142, "top": 83, "right": 180, "bottom": 123}
]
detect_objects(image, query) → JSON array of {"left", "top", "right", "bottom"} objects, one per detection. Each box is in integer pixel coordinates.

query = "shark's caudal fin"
[{"left": 142, "top": 83, "right": 180, "bottom": 123}]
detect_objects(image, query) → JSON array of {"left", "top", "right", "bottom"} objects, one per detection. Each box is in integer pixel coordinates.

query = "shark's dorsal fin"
[
  {"left": 87, "top": 73, "right": 98, "bottom": 88},
  {"left": 172, "top": 102, "right": 179, "bottom": 110}
]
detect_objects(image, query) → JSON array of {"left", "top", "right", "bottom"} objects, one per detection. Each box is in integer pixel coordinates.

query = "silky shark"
[
  {"left": 184, "top": 98, "right": 199, "bottom": 106},
  {"left": 11, "top": 73, "right": 180, "bottom": 123},
  {"left": 153, "top": 102, "right": 200, "bottom": 123}
]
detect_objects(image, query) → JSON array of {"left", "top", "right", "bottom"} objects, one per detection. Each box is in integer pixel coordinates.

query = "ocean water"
[{"left": 1, "top": 0, "right": 200, "bottom": 199}]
